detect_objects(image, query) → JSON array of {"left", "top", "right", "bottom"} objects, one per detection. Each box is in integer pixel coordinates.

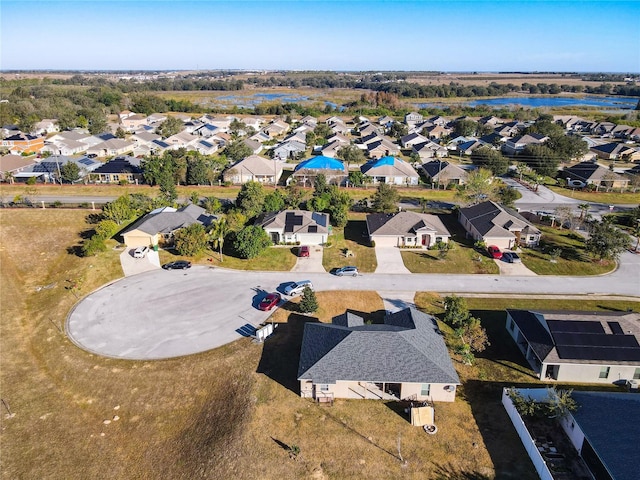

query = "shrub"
[
  {"left": 299, "top": 286, "right": 318, "bottom": 314},
  {"left": 232, "top": 225, "right": 271, "bottom": 259},
  {"left": 82, "top": 236, "right": 107, "bottom": 257}
]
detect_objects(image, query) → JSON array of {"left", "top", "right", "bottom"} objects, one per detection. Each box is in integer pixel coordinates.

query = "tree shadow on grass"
[{"left": 432, "top": 462, "right": 491, "bottom": 480}]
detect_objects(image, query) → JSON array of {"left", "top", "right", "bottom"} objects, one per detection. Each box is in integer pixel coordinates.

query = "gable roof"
[
  {"left": 92, "top": 157, "right": 142, "bottom": 175},
  {"left": 563, "top": 162, "right": 627, "bottom": 183},
  {"left": 122, "top": 204, "right": 216, "bottom": 236},
  {"left": 228, "top": 155, "right": 282, "bottom": 177},
  {"left": 298, "top": 308, "right": 460, "bottom": 385},
  {"left": 367, "top": 211, "right": 450, "bottom": 237},
  {"left": 361, "top": 156, "right": 418, "bottom": 178},
  {"left": 421, "top": 160, "right": 468, "bottom": 180},
  {"left": 256, "top": 210, "right": 329, "bottom": 235},
  {"left": 459, "top": 201, "right": 539, "bottom": 239}
]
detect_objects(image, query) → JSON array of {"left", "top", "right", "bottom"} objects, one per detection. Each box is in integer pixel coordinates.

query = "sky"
[{"left": 1, "top": 0, "right": 639, "bottom": 72}]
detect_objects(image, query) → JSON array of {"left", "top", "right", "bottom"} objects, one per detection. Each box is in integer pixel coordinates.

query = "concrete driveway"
[
  {"left": 120, "top": 248, "right": 160, "bottom": 276},
  {"left": 291, "top": 245, "right": 325, "bottom": 273},
  {"left": 374, "top": 246, "right": 411, "bottom": 274},
  {"left": 495, "top": 258, "right": 537, "bottom": 276}
]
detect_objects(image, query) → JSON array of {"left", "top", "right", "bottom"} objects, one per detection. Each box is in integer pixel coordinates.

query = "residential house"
[
  {"left": 0, "top": 154, "right": 38, "bottom": 182},
  {"left": 192, "top": 139, "right": 219, "bottom": 156},
  {"left": 41, "top": 139, "right": 87, "bottom": 156},
  {"left": 1, "top": 133, "right": 44, "bottom": 154},
  {"left": 505, "top": 309, "right": 640, "bottom": 384},
  {"left": 224, "top": 155, "right": 283, "bottom": 185},
  {"left": 424, "top": 124, "right": 451, "bottom": 140},
  {"left": 421, "top": 160, "right": 469, "bottom": 186},
  {"left": 86, "top": 138, "right": 135, "bottom": 158},
  {"left": 457, "top": 139, "right": 489, "bottom": 156},
  {"left": 590, "top": 142, "right": 640, "bottom": 162},
  {"left": 378, "top": 115, "right": 395, "bottom": 129},
  {"left": 242, "top": 117, "right": 265, "bottom": 131},
  {"left": 326, "top": 116, "right": 350, "bottom": 135},
  {"left": 79, "top": 132, "right": 117, "bottom": 150},
  {"left": 404, "top": 112, "right": 424, "bottom": 127},
  {"left": 358, "top": 123, "right": 382, "bottom": 137},
  {"left": 32, "top": 119, "right": 59, "bottom": 136},
  {"left": 366, "top": 138, "right": 401, "bottom": 159},
  {"left": 146, "top": 113, "right": 168, "bottom": 125},
  {"left": 559, "top": 391, "right": 640, "bottom": 480},
  {"left": 256, "top": 210, "right": 329, "bottom": 245},
  {"left": 200, "top": 115, "right": 233, "bottom": 131},
  {"left": 16, "top": 156, "right": 100, "bottom": 183},
  {"left": 562, "top": 162, "right": 630, "bottom": 190},
  {"left": 298, "top": 307, "right": 460, "bottom": 402},
  {"left": 263, "top": 119, "right": 289, "bottom": 137},
  {"left": 366, "top": 211, "right": 451, "bottom": 248},
  {"left": 412, "top": 141, "right": 448, "bottom": 159},
  {"left": 494, "top": 121, "right": 525, "bottom": 137},
  {"left": 502, "top": 133, "right": 548, "bottom": 156},
  {"left": 164, "top": 131, "right": 199, "bottom": 149},
  {"left": 592, "top": 121, "right": 617, "bottom": 137},
  {"left": 194, "top": 124, "right": 220, "bottom": 138},
  {"left": 400, "top": 132, "right": 429, "bottom": 149},
  {"left": 319, "top": 139, "right": 344, "bottom": 158},
  {"left": 273, "top": 140, "right": 306, "bottom": 160},
  {"left": 479, "top": 132, "right": 508, "bottom": 146},
  {"left": 121, "top": 204, "right": 217, "bottom": 248},
  {"left": 130, "top": 131, "right": 161, "bottom": 146},
  {"left": 239, "top": 138, "right": 262, "bottom": 155},
  {"left": 360, "top": 156, "right": 419, "bottom": 186},
  {"left": 290, "top": 156, "right": 347, "bottom": 187},
  {"left": 249, "top": 130, "right": 272, "bottom": 144},
  {"left": 91, "top": 156, "right": 143, "bottom": 184},
  {"left": 458, "top": 200, "right": 541, "bottom": 249},
  {"left": 478, "top": 115, "right": 503, "bottom": 127},
  {"left": 121, "top": 114, "right": 148, "bottom": 132}
]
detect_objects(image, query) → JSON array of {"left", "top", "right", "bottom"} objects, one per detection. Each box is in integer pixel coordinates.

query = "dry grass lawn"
[{"left": 14, "top": 209, "right": 637, "bottom": 479}]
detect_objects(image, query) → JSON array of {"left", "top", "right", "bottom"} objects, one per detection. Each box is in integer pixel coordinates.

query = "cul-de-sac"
[{"left": 2, "top": 3, "right": 640, "bottom": 477}]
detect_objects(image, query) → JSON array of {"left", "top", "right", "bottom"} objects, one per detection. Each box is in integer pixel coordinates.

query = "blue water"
[
  {"left": 212, "top": 93, "right": 309, "bottom": 108},
  {"left": 462, "top": 96, "right": 637, "bottom": 109}
]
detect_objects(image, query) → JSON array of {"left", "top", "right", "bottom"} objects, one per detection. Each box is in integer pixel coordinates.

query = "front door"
[{"left": 422, "top": 234, "right": 431, "bottom": 246}]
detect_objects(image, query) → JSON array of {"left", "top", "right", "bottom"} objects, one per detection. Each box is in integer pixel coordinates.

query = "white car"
[
  {"left": 284, "top": 280, "right": 313, "bottom": 296},
  {"left": 133, "top": 246, "right": 149, "bottom": 258}
]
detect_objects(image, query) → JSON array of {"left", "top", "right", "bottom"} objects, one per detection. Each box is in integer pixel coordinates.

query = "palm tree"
[
  {"left": 209, "top": 217, "right": 230, "bottom": 262},
  {"left": 578, "top": 203, "right": 590, "bottom": 221}
]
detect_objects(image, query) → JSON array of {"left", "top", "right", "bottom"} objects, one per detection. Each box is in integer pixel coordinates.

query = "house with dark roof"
[
  {"left": 14, "top": 155, "right": 101, "bottom": 183},
  {"left": 590, "top": 142, "right": 640, "bottom": 162},
  {"left": 298, "top": 307, "right": 460, "bottom": 402},
  {"left": 366, "top": 211, "right": 451, "bottom": 248},
  {"left": 458, "top": 200, "right": 541, "bottom": 249},
  {"left": 412, "top": 140, "right": 448, "bottom": 159},
  {"left": 360, "top": 156, "right": 419, "bottom": 186},
  {"left": 562, "top": 162, "right": 629, "bottom": 190},
  {"left": 91, "top": 156, "right": 143, "bottom": 184},
  {"left": 121, "top": 204, "right": 217, "bottom": 248},
  {"left": 506, "top": 309, "right": 640, "bottom": 383},
  {"left": 559, "top": 391, "right": 640, "bottom": 480},
  {"left": 289, "top": 156, "right": 347, "bottom": 187},
  {"left": 502, "top": 133, "right": 548, "bottom": 156},
  {"left": 421, "top": 160, "right": 469, "bottom": 186},
  {"left": 256, "top": 210, "right": 329, "bottom": 245}
]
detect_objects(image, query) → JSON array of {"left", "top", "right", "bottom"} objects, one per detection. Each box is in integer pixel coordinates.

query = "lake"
[{"left": 416, "top": 96, "right": 638, "bottom": 110}]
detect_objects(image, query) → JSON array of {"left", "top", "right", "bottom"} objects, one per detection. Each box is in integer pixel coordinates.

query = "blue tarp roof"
[
  {"left": 366, "top": 156, "right": 399, "bottom": 167},
  {"left": 295, "top": 156, "right": 345, "bottom": 171}
]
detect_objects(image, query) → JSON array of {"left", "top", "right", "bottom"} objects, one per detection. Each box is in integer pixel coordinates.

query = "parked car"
[
  {"left": 284, "top": 280, "right": 313, "bottom": 296},
  {"left": 162, "top": 260, "right": 192, "bottom": 270},
  {"left": 298, "top": 245, "right": 310, "bottom": 257},
  {"left": 502, "top": 251, "right": 521, "bottom": 263},
  {"left": 334, "top": 266, "right": 359, "bottom": 277},
  {"left": 487, "top": 245, "right": 503, "bottom": 260},
  {"left": 258, "top": 292, "right": 281, "bottom": 311},
  {"left": 133, "top": 246, "right": 149, "bottom": 258}
]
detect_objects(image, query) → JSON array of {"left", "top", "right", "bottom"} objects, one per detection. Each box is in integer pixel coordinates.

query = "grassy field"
[
  {"left": 159, "top": 244, "right": 298, "bottom": 271},
  {"left": 322, "top": 214, "right": 377, "bottom": 273},
  {"left": 520, "top": 227, "right": 615, "bottom": 275},
  {"left": 2, "top": 208, "right": 635, "bottom": 480},
  {"left": 548, "top": 186, "right": 640, "bottom": 205}
]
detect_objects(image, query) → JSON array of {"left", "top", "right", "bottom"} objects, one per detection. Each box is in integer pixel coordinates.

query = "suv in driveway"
[{"left": 284, "top": 280, "right": 313, "bottom": 296}]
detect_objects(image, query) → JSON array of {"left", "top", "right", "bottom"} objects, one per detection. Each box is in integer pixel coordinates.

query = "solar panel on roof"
[
  {"left": 79, "top": 158, "right": 94, "bottom": 165},
  {"left": 547, "top": 320, "right": 604, "bottom": 334},
  {"left": 308, "top": 225, "right": 317, "bottom": 233},
  {"left": 284, "top": 224, "right": 294, "bottom": 233},
  {"left": 556, "top": 345, "right": 640, "bottom": 362},
  {"left": 608, "top": 322, "right": 624, "bottom": 335},
  {"left": 552, "top": 332, "right": 639, "bottom": 348}
]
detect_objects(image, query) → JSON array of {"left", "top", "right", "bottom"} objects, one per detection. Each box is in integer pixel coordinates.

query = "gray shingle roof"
[
  {"left": 298, "top": 308, "right": 460, "bottom": 385},
  {"left": 571, "top": 392, "right": 640, "bottom": 480},
  {"left": 459, "top": 201, "right": 539, "bottom": 238},
  {"left": 366, "top": 212, "right": 450, "bottom": 237},
  {"left": 123, "top": 204, "right": 216, "bottom": 235}
]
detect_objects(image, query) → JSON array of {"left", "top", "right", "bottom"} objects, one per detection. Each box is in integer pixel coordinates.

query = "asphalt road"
[{"left": 67, "top": 251, "right": 640, "bottom": 361}]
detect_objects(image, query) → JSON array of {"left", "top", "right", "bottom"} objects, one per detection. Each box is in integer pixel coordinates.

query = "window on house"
[
  {"left": 435, "top": 237, "right": 442, "bottom": 243},
  {"left": 420, "top": 384, "right": 430, "bottom": 396},
  {"left": 319, "top": 384, "right": 329, "bottom": 392},
  {"left": 599, "top": 366, "right": 610, "bottom": 379},
  {"left": 529, "top": 236, "right": 535, "bottom": 241},
  {"left": 634, "top": 368, "right": 640, "bottom": 380}
]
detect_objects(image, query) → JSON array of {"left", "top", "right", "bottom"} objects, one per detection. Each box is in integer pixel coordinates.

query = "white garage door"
[
  {"left": 371, "top": 236, "right": 399, "bottom": 247},
  {"left": 300, "top": 235, "right": 326, "bottom": 245}
]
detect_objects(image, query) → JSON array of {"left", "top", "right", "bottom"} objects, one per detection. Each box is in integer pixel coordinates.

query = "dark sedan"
[{"left": 162, "top": 260, "right": 192, "bottom": 270}]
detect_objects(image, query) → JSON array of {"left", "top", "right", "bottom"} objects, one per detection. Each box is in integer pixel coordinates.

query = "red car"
[
  {"left": 258, "top": 292, "right": 281, "bottom": 311},
  {"left": 487, "top": 245, "right": 503, "bottom": 259},
  {"left": 298, "top": 245, "right": 310, "bottom": 257}
]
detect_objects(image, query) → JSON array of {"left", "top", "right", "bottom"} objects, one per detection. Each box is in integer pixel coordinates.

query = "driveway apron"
[
  {"left": 120, "top": 248, "right": 160, "bottom": 276},
  {"left": 495, "top": 259, "right": 537, "bottom": 276},
  {"left": 374, "top": 246, "right": 411, "bottom": 274},
  {"left": 291, "top": 245, "right": 326, "bottom": 272}
]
